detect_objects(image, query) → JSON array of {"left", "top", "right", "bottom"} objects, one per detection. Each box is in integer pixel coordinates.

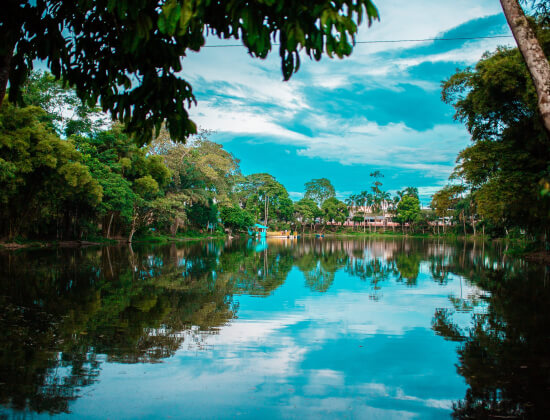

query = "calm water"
[{"left": 0, "top": 238, "right": 549, "bottom": 419}]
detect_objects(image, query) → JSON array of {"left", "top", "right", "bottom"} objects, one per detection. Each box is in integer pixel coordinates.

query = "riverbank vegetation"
[
  {"left": 0, "top": 69, "right": 547, "bottom": 246},
  {"left": 2, "top": 21, "right": 550, "bottom": 247},
  {"left": 0, "top": 71, "right": 422, "bottom": 243},
  {"left": 431, "top": 20, "right": 550, "bottom": 247}
]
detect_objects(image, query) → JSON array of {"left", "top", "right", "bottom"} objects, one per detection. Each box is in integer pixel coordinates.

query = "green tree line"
[
  {"left": 0, "top": 71, "right": 428, "bottom": 242},
  {"left": 430, "top": 19, "right": 550, "bottom": 242}
]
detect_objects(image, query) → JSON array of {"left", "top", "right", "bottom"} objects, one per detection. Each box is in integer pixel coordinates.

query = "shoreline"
[
  {"left": 2, "top": 233, "right": 548, "bottom": 263},
  {"left": 0, "top": 234, "right": 227, "bottom": 250}
]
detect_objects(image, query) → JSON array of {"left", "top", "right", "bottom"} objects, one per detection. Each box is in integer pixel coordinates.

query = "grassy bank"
[{"left": 0, "top": 231, "right": 227, "bottom": 250}]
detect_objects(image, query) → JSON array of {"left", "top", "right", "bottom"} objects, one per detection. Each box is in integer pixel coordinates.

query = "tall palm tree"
[
  {"left": 404, "top": 186, "right": 419, "bottom": 198},
  {"left": 358, "top": 190, "right": 369, "bottom": 233},
  {"left": 379, "top": 191, "right": 392, "bottom": 230},
  {"left": 366, "top": 192, "right": 375, "bottom": 233},
  {"left": 345, "top": 194, "right": 357, "bottom": 230}
]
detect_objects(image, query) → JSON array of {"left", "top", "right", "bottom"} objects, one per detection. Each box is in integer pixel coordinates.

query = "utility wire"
[{"left": 203, "top": 35, "right": 513, "bottom": 48}]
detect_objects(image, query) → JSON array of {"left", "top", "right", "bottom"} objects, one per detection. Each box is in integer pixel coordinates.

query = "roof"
[{"left": 253, "top": 223, "right": 268, "bottom": 229}]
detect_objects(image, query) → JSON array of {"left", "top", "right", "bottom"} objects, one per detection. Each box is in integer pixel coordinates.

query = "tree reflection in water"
[
  {"left": 0, "top": 238, "right": 548, "bottom": 417},
  {"left": 433, "top": 265, "right": 550, "bottom": 419}
]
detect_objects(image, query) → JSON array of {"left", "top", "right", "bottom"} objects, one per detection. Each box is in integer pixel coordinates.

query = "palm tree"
[
  {"left": 357, "top": 190, "right": 369, "bottom": 233},
  {"left": 379, "top": 191, "right": 392, "bottom": 231},
  {"left": 404, "top": 186, "right": 419, "bottom": 198},
  {"left": 366, "top": 192, "right": 375, "bottom": 233},
  {"left": 345, "top": 194, "right": 357, "bottom": 230}
]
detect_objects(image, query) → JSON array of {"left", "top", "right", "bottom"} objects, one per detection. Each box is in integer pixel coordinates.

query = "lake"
[{"left": 1, "top": 238, "right": 549, "bottom": 419}]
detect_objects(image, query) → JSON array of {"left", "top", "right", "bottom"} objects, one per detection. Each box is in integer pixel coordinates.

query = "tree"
[
  {"left": 345, "top": 194, "right": 359, "bottom": 230},
  {"left": 304, "top": 178, "right": 336, "bottom": 206},
  {"left": 442, "top": 33, "right": 550, "bottom": 237},
  {"left": 186, "top": 199, "right": 218, "bottom": 230},
  {"left": 395, "top": 195, "right": 421, "bottom": 233},
  {"left": 294, "top": 198, "right": 321, "bottom": 232},
  {"left": 236, "top": 173, "right": 290, "bottom": 226},
  {"left": 1, "top": 0, "right": 379, "bottom": 143},
  {"left": 149, "top": 127, "right": 240, "bottom": 206},
  {"left": 399, "top": 186, "right": 419, "bottom": 199},
  {"left": 220, "top": 206, "right": 254, "bottom": 235},
  {"left": 356, "top": 190, "right": 373, "bottom": 232},
  {"left": 0, "top": 102, "right": 102, "bottom": 240},
  {"left": 320, "top": 197, "right": 349, "bottom": 229},
  {"left": 500, "top": 0, "right": 550, "bottom": 134},
  {"left": 430, "top": 185, "right": 463, "bottom": 234},
  {"left": 368, "top": 171, "right": 386, "bottom": 231},
  {"left": 74, "top": 124, "right": 170, "bottom": 241},
  {"left": 151, "top": 193, "right": 188, "bottom": 235},
  {"left": 18, "top": 71, "right": 109, "bottom": 137}
]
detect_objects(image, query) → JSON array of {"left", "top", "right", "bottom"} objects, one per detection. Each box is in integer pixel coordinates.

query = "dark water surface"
[{"left": 1, "top": 238, "right": 549, "bottom": 419}]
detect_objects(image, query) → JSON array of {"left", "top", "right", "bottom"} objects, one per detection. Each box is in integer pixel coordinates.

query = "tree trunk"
[
  {"left": 128, "top": 207, "right": 138, "bottom": 243},
  {"left": 170, "top": 218, "right": 179, "bottom": 236},
  {"left": 0, "top": 45, "right": 13, "bottom": 107},
  {"left": 265, "top": 195, "right": 269, "bottom": 227},
  {"left": 500, "top": 0, "right": 550, "bottom": 134},
  {"left": 106, "top": 212, "right": 114, "bottom": 239},
  {"left": 129, "top": 224, "right": 136, "bottom": 243}
]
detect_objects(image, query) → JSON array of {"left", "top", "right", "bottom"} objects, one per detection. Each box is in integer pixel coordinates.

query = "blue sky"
[{"left": 182, "top": 0, "right": 514, "bottom": 204}]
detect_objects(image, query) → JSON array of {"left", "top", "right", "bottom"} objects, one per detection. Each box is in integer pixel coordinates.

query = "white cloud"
[
  {"left": 285, "top": 121, "right": 469, "bottom": 177},
  {"left": 181, "top": 0, "right": 513, "bottom": 194},
  {"left": 192, "top": 101, "right": 308, "bottom": 141}
]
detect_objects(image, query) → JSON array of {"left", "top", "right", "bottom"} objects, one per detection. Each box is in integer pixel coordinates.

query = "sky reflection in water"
[{"left": 0, "top": 238, "right": 545, "bottom": 419}]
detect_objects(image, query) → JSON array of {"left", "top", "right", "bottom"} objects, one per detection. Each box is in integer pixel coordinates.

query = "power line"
[
  {"left": 356, "top": 35, "right": 513, "bottom": 44},
  {"left": 202, "top": 34, "right": 513, "bottom": 48}
]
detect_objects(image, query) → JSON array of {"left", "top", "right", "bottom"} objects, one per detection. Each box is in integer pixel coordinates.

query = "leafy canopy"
[
  {"left": 441, "top": 26, "right": 550, "bottom": 232},
  {"left": 304, "top": 178, "right": 336, "bottom": 206},
  {"left": 2, "top": 0, "right": 379, "bottom": 144},
  {"left": 0, "top": 102, "right": 102, "bottom": 238},
  {"left": 321, "top": 196, "right": 348, "bottom": 224},
  {"left": 395, "top": 195, "right": 421, "bottom": 225}
]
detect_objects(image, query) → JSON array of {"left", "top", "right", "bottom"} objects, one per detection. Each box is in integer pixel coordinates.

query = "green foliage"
[
  {"left": 133, "top": 175, "right": 160, "bottom": 200},
  {"left": 0, "top": 102, "right": 102, "bottom": 239},
  {"left": 304, "top": 178, "right": 336, "bottom": 206},
  {"left": 395, "top": 195, "right": 422, "bottom": 226},
  {"left": 3, "top": 0, "right": 378, "bottom": 144},
  {"left": 150, "top": 193, "right": 188, "bottom": 234},
  {"left": 220, "top": 206, "right": 254, "bottom": 232},
  {"left": 235, "top": 173, "right": 291, "bottom": 224},
  {"left": 430, "top": 185, "right": 463, "bottom": 218},
  {"left": 149, "top": 127, "right": 239, "bottom": 205},
  {"left": 321, "top": 197, "right": 349, "bottom": 224},
  {"left": 294, "top": 198, "right": 321, "bottom": 229},
  {"left": 441, "top": 28, "right": 550, "bottom": 235},
  {"left": 18, "top": 71, "right": 108, "bottom": 137},
  {"left": 187, "top": 199, "right": 218, "bottom": 228}
]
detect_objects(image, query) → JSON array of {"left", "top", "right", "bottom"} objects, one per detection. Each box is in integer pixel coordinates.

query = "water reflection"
[
  {"left": 433, "top": 266, "right": 550, "bottom": 418},
  {"left": 0, "top": 238, "right": 547, "bottom": 418}
]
